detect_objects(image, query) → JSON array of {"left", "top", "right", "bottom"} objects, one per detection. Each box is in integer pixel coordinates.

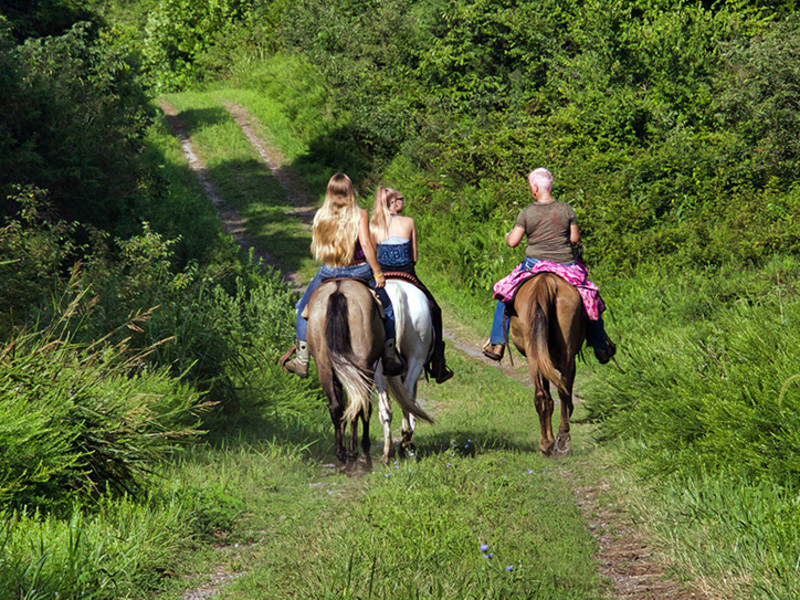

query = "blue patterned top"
[{"left": 377, "top": 239, "right": 413, "bottom": 267}]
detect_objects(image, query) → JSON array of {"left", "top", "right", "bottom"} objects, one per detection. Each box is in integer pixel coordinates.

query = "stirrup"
[
  {"left": 482, "top": 341, "right": 504, "bottom": 361},
  {"left": 279, "top": 344, "right": 296, "bottom": 369},
  {"left": 434, "top": 365, "right": 454, "bottom": 384}
]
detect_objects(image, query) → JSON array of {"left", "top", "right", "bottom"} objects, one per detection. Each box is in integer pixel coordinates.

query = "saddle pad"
[{"left": 493, "top": 261, "right": 605, "bottom": 320}]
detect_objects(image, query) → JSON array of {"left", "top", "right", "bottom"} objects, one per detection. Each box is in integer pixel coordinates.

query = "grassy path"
[{"left": 155, "top": 90, "right": 706, "bottom": 600}]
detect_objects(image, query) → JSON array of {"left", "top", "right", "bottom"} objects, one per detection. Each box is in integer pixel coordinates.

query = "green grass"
[{"left": 159, "top": 352, "right": 610, "bottom": 600}]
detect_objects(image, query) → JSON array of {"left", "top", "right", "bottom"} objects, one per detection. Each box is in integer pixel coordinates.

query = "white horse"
[{"left": 375, "top": 279, "right": 435, "bottom": 463}]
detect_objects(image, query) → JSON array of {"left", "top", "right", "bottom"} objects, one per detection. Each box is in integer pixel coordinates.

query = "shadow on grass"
[{"left": 410, "top": 428, "right": 542, "bottom": 459}]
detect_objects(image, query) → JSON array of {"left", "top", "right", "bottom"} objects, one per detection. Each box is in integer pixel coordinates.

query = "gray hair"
[{"left": 528, "top": 168, "right": 553, "bottom": 192}]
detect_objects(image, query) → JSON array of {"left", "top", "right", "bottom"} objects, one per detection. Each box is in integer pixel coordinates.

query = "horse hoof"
[
  {"left": 358, "top": 455, "right": 373, "bottom": 474},
  {"left": 554, "top": 434, "right": 571, "bottom": 457}
]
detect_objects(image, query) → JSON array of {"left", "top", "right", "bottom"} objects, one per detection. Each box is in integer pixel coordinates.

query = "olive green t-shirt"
[{"left": 515, "top": 201, "right": 577, "bottom": 264}]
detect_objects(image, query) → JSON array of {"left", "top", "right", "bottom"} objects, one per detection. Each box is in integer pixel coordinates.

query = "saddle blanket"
[{"left": 492, "top": 261, "right": 605, "bottom": 320}]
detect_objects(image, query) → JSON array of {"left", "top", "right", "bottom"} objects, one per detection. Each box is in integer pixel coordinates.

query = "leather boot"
[
  {"left": 382, "top": 338, "right": 406, "bottom": 377},
  {"left": 280, "top": 340, "right": 309, "bottom": 378},
  {"left": 429, "top": 341, "right": 454, "bottom": 383},
  {"left": 482, "top": 341, "right": 504, "bottom": 361},
  {"left": 593, "top": 338, "right": 617, "bottom": 365}
]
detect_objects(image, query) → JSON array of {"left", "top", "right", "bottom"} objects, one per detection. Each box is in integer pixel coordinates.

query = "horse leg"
[
  {"left": 325, "top": 378, "right": 348, "bottom": 473},
  {"left": 534, "top": 378, "right": 555, "bottom": 457},
  {"left": 554, "top": 359, "right": 576, "bottom": 457},
  {"left": 345, "top": 413, "right": 361, "bottom": 476},
  {"left": 378, "top": 389, "right": 395, "bottom": 464},
  {"left": 399, "top": 410, "right": 417, "bottom": 458},
  {"left": 358, "top": 402, "right": 373, "bottom": 474},
  {"left": 398, "top": 372, "right": 422, "bottom": 459}
]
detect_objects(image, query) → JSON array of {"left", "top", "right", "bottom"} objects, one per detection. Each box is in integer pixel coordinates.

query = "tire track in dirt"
[
  {"left": 159, "top": 97, "right": 708, "bottom": 600},
  {"left": 157, "top": 99, "right": 305, "bottom": 294}
]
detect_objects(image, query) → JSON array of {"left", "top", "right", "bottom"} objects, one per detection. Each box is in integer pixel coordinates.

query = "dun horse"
[
  {"left": 375, "top": 280, "right": 435, "bottom": 463},
  {"left": 306, "top": 279, "right": 429, "bottom": 474},
  {"left": 507, "top": 273, "right": 585, "bottom": 457}
]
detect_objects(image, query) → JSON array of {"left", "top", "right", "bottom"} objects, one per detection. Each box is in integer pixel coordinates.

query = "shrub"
[{"left": 0, "top": 285, "right": 204, "bottom": 512}]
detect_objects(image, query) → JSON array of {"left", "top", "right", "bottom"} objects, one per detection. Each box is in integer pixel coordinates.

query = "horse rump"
[
  {"left": 527, "top": 275, "right": 567, "bottom": 395},
  {"left": 325, "top": 287, "right": 374, "bottom": 423}
]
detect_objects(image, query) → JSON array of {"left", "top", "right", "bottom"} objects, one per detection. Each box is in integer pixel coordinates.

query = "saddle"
[{"left": 299, "top": 278, "right": 386, "bottom": 319}]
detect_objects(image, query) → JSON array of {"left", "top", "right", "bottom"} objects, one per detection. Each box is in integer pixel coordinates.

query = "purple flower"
[
  {"left": 484, "top": 553, "right": 494, "bottom": 559},
  {"left": 506, "top": 565, "right": 514, "bottom": 571},
  {"left": 446, "top": 463, "right": 451, "bottom": 468},
  {"left": 526, "top": 468, "right": 533, "bottom": 474},
  {"left": 479, "top": 544, "right": 488, "bottom": 552}
]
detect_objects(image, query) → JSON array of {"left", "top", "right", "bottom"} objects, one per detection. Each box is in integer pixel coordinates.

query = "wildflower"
[
  {"left": 446, "top": 463, "right": 451, "bottom": 468},
  {"left": 526, "top": 468, "right": 533, "bottom": 474},
  {"left": 479, "top": 544, "right": 489, "bottom": 552},
  {"left": 506, "top": 565, "right": 514, "bottom": 571},
  {"left": 385, "top": 473, "right": 391, "bottom": 477},
  {"left": 484, "top": 553, "right": 493, "bottom": 559}
]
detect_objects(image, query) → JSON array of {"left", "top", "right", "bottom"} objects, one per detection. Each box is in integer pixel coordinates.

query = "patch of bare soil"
[
  {"left": 570, "top": 473, "right": 710, "bottom": 600},
  {"left": 159, "top": 97, "right": 708, "bottom": 600}
]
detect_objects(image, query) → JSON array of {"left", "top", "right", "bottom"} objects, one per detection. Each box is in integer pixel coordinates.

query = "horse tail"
[
  {"left": 387, "top": 377, "right": 435, "bottom": 424},
  {"left": 530, "top": 276, "right": 568, "bottom": 396},
  {"left": 325, "top": 286, "right": 374, "bottom": 424}
]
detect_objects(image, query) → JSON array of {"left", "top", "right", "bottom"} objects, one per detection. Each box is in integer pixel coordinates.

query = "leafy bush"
[
  {"left": 0, "top": 286, "right": 204, "bottom": 512},
  {"left": 0, "top": 19, "right": 151, "bottom": 230}
]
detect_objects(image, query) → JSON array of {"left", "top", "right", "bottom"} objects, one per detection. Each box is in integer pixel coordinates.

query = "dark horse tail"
[
  {"left": 325, "top": 284, "right": 374, "bottom": 423},
  {"left": 529, "top": 275, "right": 568, "bottom": 396}
]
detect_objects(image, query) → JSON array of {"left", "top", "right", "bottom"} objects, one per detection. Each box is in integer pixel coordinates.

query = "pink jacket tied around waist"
[{"left": 492, "top": 261, "right": 605, "bottom": 321}]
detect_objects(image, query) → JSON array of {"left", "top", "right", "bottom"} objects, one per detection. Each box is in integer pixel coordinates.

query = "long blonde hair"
[
  {"left": 369, "top": 186, "right": 402, "bottom": 245},
  {"left": 311, "top": 173, "right": 361, "bottom": 266}
]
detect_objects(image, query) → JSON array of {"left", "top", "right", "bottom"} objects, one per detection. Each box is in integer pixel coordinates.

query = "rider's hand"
[{"left": 375, "top": 273, "right": 386, "bottom": 288}]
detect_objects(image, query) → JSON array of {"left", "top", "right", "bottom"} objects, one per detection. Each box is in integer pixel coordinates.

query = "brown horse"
[
  {"left": 306, "top": 279, "right": 430, "bottom": 474},
  {"left": 507, "top": 273, "right": 585, "bottom": 457}
]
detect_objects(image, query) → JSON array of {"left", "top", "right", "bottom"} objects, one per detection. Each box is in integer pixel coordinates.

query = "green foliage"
[
  {"left": 211, "top": 0, "right": 798, "bottom": 276},
  {"left": 0, "top": 0, "right": 99, "bottom": 41},
  {"left": 0, "top": 187, "right": 84, "bottom": 337},
  {"left": 582, "top": 257, "right": 800, "bottom": 487},
  {"left": 0, "top": 19, "right": 152, "bottom": 230},
  {"left": 0, "top": 493, "right": 189, "bottom": 600},
  {"left": 141, "top": 0, "right": 287, "bottom": 90},
  {"left": 0, "top": 285, "right": 203, "bottom": 511}
]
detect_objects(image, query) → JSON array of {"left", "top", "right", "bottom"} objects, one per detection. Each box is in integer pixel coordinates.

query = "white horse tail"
[
  {"left": 325, "top": 287, "right": 374, "bottom": 424},
  {"left": 387, "top": 376, "right": 434, "bottom": 423}
]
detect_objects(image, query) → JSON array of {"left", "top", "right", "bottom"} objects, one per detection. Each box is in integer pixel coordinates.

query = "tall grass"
[
  {"left": 578, "top": 256, "right": 800, "bottom": 598},
  {"left": 0, "top": 282, "right": 204, "bottom": 511},
  {"left": 584, "top": 257, "right": 800, "bottom": 484}
]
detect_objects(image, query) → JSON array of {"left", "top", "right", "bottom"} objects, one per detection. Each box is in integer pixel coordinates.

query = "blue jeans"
[
  {"left": 295, "top": 262, "right": 395, "bottom": 342},
  {"left": 489, "top": 257, "right": 609, "bottom": 346}
]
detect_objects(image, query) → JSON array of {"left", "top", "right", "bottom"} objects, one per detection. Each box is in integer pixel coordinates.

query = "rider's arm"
[
  {"left": 505, "top": 225, "right": 525, "bottom": 248},
  {"left": 410, "top": 218, "right": 418, "bottom": 263},
  {"left": 358, "top": 209, "right": 385, "bottom": 288},
  {"left": 570, "top": 223, "right": 580, "bottom": 244}
]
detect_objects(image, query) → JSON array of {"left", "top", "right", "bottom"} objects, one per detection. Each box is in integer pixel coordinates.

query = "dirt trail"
[{"left": 159, "top": 98, "right": 707, "bottom": 600}]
